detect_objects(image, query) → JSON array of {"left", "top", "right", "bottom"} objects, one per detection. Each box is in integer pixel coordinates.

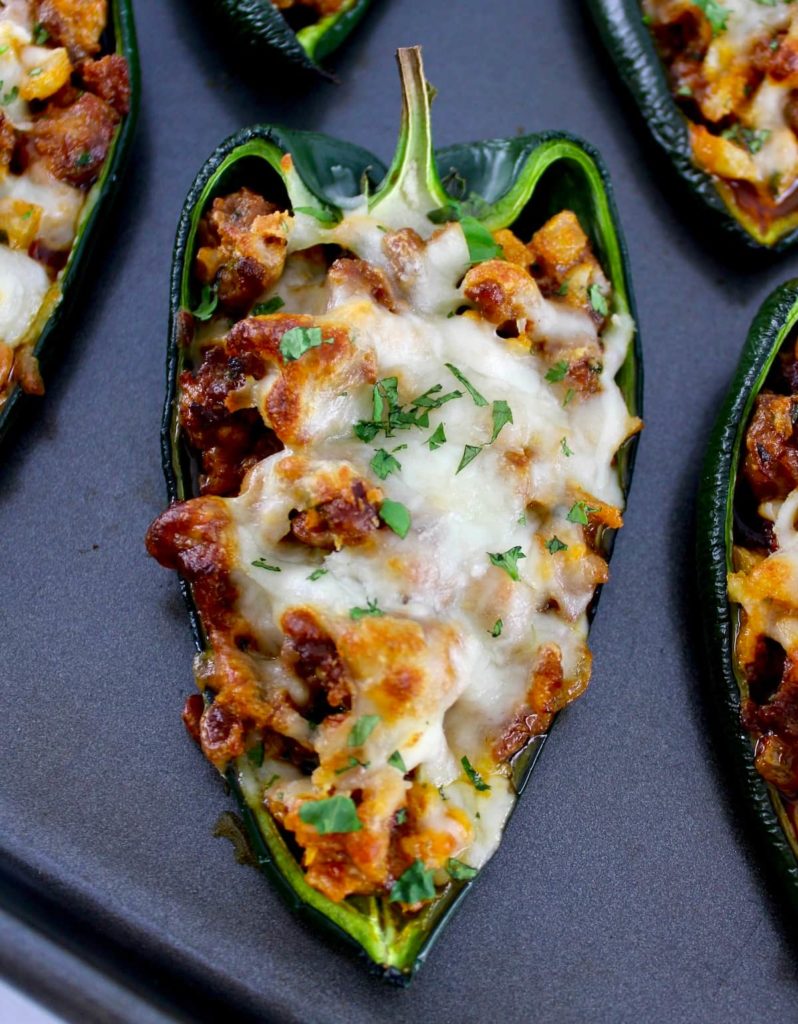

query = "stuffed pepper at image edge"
[
  {"left": 0, "top": 0, "right": 139, "bottom": 447},
  {"left": 146, "top": 46, "right": 643, "bottom": 980},
  {"left": 208, "top": 0, "right": 375, "bottom": 76},
  {"left": 586, "top": 0, "right": 798, "bottom": 250},
  {"left": 698, "top": 282, "right": 798, "bottom": 912}
]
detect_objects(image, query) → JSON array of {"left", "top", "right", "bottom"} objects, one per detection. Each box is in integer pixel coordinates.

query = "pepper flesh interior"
[{"left": 642, "top": 0, "right": 798, "bottom": 243}]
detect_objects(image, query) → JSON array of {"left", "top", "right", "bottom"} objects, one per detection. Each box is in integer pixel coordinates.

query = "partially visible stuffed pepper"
[
  {"left": 698, "top": 282, "right": 798, "bottom": 912},
  {"left": 586, "top": 0, "right": 798, "bottom": 249},
  {"left": 208, "top": 0, "right": 375, "bottom": 76},
  {"left": 0, "top": 0, "right": 139, "bottom": 446},
  {"left": 146, "top": 47, "right": 642, "bottom": 979}
]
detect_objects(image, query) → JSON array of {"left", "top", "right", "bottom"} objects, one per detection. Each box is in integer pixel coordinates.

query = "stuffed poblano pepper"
[
  {"left": 698, "top": 282, "right": 798, "bottom": 908},
  {"left": 209, "top": 0, "right": 374, "bottom": 76},
  {"left": 0, "top": 0, "right": 139, "bottom": 446},
  {"left": 146, "top": 46, "right": 643, "bottom": 980},
  {"left": 586, "top": 0, "right": 798, "bottom": 249}
]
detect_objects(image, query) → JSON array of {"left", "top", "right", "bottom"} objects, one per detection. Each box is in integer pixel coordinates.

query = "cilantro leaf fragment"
[
  {"left": 252, "top": 296, "right": 285, "bottom": 316},
  {"left": 487, "top": 546, "right": 526, "bottom": 581},
  {"left": 460, "top": 215, "right": 504, "bottom": 264},
  {"left": 456, "top": 444, "right": 483, "bottom": 474},
  {"left": 279, "top": 326, "right": 332, "bottom": 362},
  {"left": 545, "top": 360, "right": 569, "bottom": 383},
  {"left": 191, "top": 284, "right": 218, "bottom": 322},
  {"left": 396, "top": 808, "right": 407, "bottom": 825},
  {"left": 379, "top": 499, "right": 412, "bottom": 538},
  {"left": 371, "top": 448, "right": 402, "bottom": 480},
  {"left": 693, "top": 0, "right": 729, "bottom": 35},
  {"left": 348, "top": 715, "right": 381, "bottom": 747},
  {"left": 566, "top": 500, "right": 597, "bottom": 526},
  {"left": 490, "top": 399, "right": 513, "bottom": 442},
  {"left": 307, "top": 568, "right": 328, "bottom": 581},
  {"left": 489, "top": 618, "right": 503, "bottom": 637},
  {"left": 350, "top": 599, "right": 384, "bottom": 620},
  {"left": 246, "top": 742, "right": 265, "bottom": 767},
  {"left": 561, "top": 437, "right": 574, "bottom": 457},
  {"left": 298, "top": 795, "right": 362, "bottom": 834},
  {"left": 547, "top": 536, "right": 568, "bottom": 554},
  {"left": 588, "top": 284, "right": 609, "bottom": 316},
  {"left": 252, "top": 559, "right": 280, "bottom": 571},
  {"left": 388, "top": 750, "right": 407, "bottom": 772},
  {"left": 447, "top": 857, "right": 478, "bottom": 881},
  {"left": 33, "top": 22, "right": 49, "bottom": 43},
  {"left": 427, "top": 423, "right": 447, "bottom": 450},
  {"left": 445, "top": 363, "right": 488, "bottom": 406},
  {"left": 461, "top": 755, "right": 491, "bottom": 791},
  {"left": 389, "top": 859, "right": 436, "bottom": 903}
]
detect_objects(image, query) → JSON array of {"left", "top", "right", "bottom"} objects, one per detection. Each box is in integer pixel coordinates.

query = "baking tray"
[{"left": 2, "top": 0, "right": 798, "bottom": 1021}]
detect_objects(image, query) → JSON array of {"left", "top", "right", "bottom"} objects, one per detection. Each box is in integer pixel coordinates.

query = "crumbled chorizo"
[
  {"left": 33, "top": 0, "right": 106, "bottom": 60},
  {"left": 326, "top": 257, "right": 396, "bottom": 311},
  {"left": 290, "top": 478, "right": 382, "bottom": 549},
  {"left": 281, "top": 608, "right": 351, "bottom": 709},
  {"left": 195, "top": 188, "right": 290, "bottom": 316},
  {"left": 28, "top": 92, "right": 119, "bottom": 189},
  {"left": 742, "top": 391, "right": 798, "bottom": 503},
  {"left": 78, "top": 55, "right": 131, "bottom": 116}
]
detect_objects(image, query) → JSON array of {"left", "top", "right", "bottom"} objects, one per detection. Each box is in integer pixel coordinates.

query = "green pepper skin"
[
  {"left": 697, "top": 282, "right": 798, "bottom": 912},
  {"left": 585, "top": 0, "right": 798, "bottom": 250},
  {"left": 161, "top": 49, "right": 642, "bottom": 981},
  {"left": 208, "top": 0, "right": 374, "bottom": 76},
  {"left": 0, "top": 0, "right": 140, "bottom": 450}
]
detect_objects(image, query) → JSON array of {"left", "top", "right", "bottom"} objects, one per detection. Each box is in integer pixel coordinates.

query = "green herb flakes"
[
  {"left": 251, "top": 559, "right": 280, "bottom": 571},
  {"left": 252, "top": 296, "right": 285, "bottom": 316},
  {"left": 370, "top": 448, "right": 402, "bottom": 480},
  {"left": 279, "top": 326, "right": 332, "bottom": 362},
  {"left": 298, "top": 795, "right": 362, "bottom": 834},
  {"left": 350, "top": 599, "right": 384, "bottom": 620},
  {"left": 388, "top": 750, "right": 407, "bottom": 772},
  {"left": 487, "top": 545, "right": 526, "bottom": 581},
  {"left": 456, "top": 444, "right": 483, "bottom": 474},
  {"left": 389, "top": 859, "right": 436, "bottom": 903},
  {"left": 490, "top": 399, "right": 513, "bottom": 442},
  {"left": 379, "top": 499, "right": 412, "bottom": 538},
  {"left": 545, "top": 360, "right": 569, "bottom": 383},
  {"left": 445, "top": 363, "right": 488, "bottom": 406},
  {"left": 447, "top": 857, "right": 478, "bottom": 881},
  {"left": 547, "top": 536, "right": 568, "bottom": 554},
  {"left": 191, "top": 284, "right": 218, "bottom": 322},
  {"left": 461, "top": 755, "right": 491, "bottom": 791},
  {"left": 427, "top": 423, "right": 447, "bottom": 450}
]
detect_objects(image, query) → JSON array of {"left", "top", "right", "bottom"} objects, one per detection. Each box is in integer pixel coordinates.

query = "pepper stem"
[{"left": 369, "top": 46, "right": 449, "bottom": 228}]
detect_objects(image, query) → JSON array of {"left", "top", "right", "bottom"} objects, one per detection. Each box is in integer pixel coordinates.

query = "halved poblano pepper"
[
  {"left": 154, "top": 47, "right": 643, "bottom": 980},
  {"left": 698, "top": 282, "right": 798, "bottom": 909},
  {"left": 0, "top": 0, "right": 140, "bottom": 448},
  {"left": 585, "top": 0, "right": 798, "bottom": 250},
  {"left": 208, "top": 0, "right": 375, "bottom": 76}
]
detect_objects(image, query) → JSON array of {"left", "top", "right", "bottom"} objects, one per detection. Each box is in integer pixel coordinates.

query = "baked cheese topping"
[
  {"left": 0, "top": 0, "right": 130, "bottom": 403},
  {"left": 148, "top": 183, "right": 639, "bottom": 904},
  {"left": 644, "top": 0, "right": 798, "bottom": 206}
]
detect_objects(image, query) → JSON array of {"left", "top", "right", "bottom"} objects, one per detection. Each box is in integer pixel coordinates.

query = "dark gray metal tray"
[{"left": 2, "top": 0, "right": 798, "bottom": 1021}]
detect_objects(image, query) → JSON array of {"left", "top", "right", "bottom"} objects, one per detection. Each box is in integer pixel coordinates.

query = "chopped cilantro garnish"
[
  {"left": 355, "top": 377, "right": 432, "bottom": 441},
  {"left": 307, "top": 567, "right": 328, "bottom": 581},
  {"left": 370, "top": 448, "right": 402, "bottom": 480},
  {"left": 563, "top": 388, "right": 575, "bottom": 407},
  {"left": 427, "top": 422, "right": 447, "bottom": 450},
  {"left": 461, "top": 755, "right": 491, "bottom": 791},
  {"left": 33, "top": 22, "right": 49, "bottom": 44},
  {"left": 588, "top": 284, "right": 609, "bottom": 316},
  {"left": 379, "top": 499, "right": 411, "bottom": 538},
  {"left": 409, "top": 383, "right": 462, "bottom": 409},
  {"left": 2, "top": 85, "right": 19, "bottom": 105},
  {"left": 447, "top": 857, "right": 478, "bottom": 881},
  {"left": 246, "top": 742, "right": 265, "bottom": 767},
  {"left": 388, "top": 750, "right": 407, "bottom": 772},
  {"left": 722, "top": 124, "right": 772, "bottom": 155},
  {"left": 460, "top": 215, "right": 504, "bottom": 263},
  {"left": 252, "top": 296, "right": 285, "bottom": 316},
  {"left": 191, "top": 284, "right": 218, "bottom": 322},
  {"left": 348, "top": 715, "right": 381, "bottom": 747},
  {"left": 487, "top": 545, "right": 526, "bottom": 581},
  {"left": 396, "top": 807, "right": 407, "bottom": 825},
  {"left": 545, "top": 360, "right": 569, "bottom": 383},
  {"left": 263, "top": 773, "right": 280, "bottom": 790},
  {"left": 293, "top": 205, "right": 339, "bottom": 225},
  {"left": 547, "top": 536, "right": 568, "bottom": 554},
  {"left": 556, "top": 280, "right": 569, "bottom": 296},
  {"left": 335, "top": 756, "right": 368, "bottom": 774},
  {"left": 693, "top": 0, "right": 729, "bottom": 35},
  {"left": 489, "top": 618, "right": 503, "bottom": 637},
  {"left": 490, "top": 399, "right": 513, "bottom": 442},
  {"left": 279, "top": 325, "right": 332, "bottom": 362},
  {"left": 251, "top": 559, "right": 280, "bottom": 571},
  {"left": 350, "top": 599, "right": 384, "bottom": 620},
  {"left": 561, "top": 437, "right": 574, "bottom": 457},
  {"left": 445, "top": 363, "right": 488, "bottom": 406},
  {"left": 389, "top": 859, "right": 436, "bottom": 903},
  {"left": 298, "top": 795, "right": 362, "bottom": 834},
  {"left": 456, "top": 444, "right": 483, "bottom": 474},
  {"left": 566, "top": 500, "right": 597, "bottom": 525}
]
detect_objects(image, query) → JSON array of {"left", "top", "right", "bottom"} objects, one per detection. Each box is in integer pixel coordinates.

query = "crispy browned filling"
[
  {"left": 0, "top": 0, "right": 131, "bottom": 406},
  {"left": 644, "top": 2, "right": 798, "bottom": 226},
  {"left": 731, "top": 336, "right": 798, "bottom": 797},
  {"left": 146, "top": 188, "right": 620, "bottom": 902}
]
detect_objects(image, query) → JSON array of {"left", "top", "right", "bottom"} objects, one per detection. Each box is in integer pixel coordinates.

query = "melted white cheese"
[
  {"left": 219, "top": 204, "right": 637, "bottom": 870},
  {"left": 0, "top": 243, "right": 49, "bottom": 345}
]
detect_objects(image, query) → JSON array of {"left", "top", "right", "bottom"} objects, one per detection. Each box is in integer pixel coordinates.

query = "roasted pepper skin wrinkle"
[
  {"left": 208, "top": 0, "right": 375, "bottom": 77},
  {"left": 0, "top": 0, "right": 140, "bottom": 450},
  {"left": 160, "top": 47, "right": 642, "bottom": 981},
  {"left": 585, "top": 0, "right": 798, "bottom": 251},
  {"left": 698, "top": 282, "right": 798, "bottom": 911}
]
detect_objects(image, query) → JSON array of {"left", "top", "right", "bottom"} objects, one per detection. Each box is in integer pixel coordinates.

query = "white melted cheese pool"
[{"left": 227, "top": 205, "right": 636, "bottom": 869}]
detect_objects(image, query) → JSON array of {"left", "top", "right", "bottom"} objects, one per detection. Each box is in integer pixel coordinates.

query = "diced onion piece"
[
  {"left": 0, "top": 246, "right": 50, "bottom": 347},
  {"left": 0, "top": 197, "right": 42, "bottom": 250},
  {"left": 20, "top": 47, "right": 72, "bottom": 101}
]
